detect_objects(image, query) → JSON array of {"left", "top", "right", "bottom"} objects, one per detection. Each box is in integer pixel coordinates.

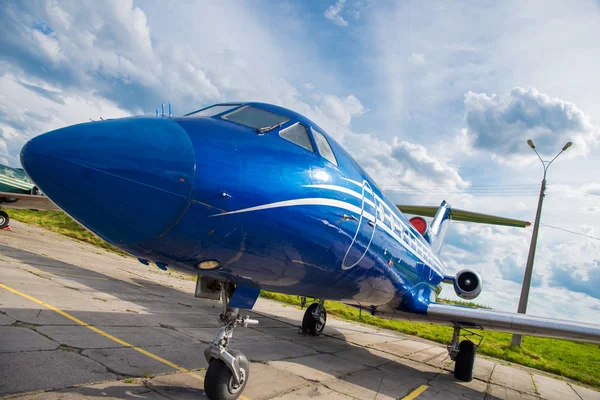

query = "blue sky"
[{"left": 1, "top": 0, "right": 599, "bottom": 322}]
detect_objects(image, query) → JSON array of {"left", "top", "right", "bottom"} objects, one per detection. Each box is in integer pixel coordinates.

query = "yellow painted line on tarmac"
[
  {"left": 0, "top": 282, "right": 252, "bottom": 400},
  {"left": 27, "top": 269, "right": 110, "bottom": 281},
  {"left": 402, "top": 384, "right": 429, "bottom": 400}
]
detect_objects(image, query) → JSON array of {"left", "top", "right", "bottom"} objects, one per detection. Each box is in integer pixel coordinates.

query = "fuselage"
[{"left": 21, "top": 102, "right": 447, "bottom": 314}]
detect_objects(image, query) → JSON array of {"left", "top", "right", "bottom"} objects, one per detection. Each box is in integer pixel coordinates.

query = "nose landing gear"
[
  {"left": 301, "top": 300, "right": 326, "bottom": 336},
  {"left": 204, "top": 284, "right": 258, "bottom": 400}
]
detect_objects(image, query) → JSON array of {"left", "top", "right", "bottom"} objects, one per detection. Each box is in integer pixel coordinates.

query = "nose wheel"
[
  {"left": 205, "top": 349, "right": 249, "bottom": 400},
  {"left": 204, "top": 283, "right": 258, "bottom": 400},
  {"left": 301, "top": 300, "right": 326, "bottom": 336}
]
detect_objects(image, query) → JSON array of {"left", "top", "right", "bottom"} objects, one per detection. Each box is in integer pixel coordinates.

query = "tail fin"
[
  {"left": 428, "top": 201, "right": 452, "bottom": 253},
  {"left": 396, "top": 202, "right": 530, "bottom": 253}
]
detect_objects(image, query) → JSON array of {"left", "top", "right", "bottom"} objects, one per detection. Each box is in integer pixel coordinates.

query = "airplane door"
[{"left": 341, "top": 180, "right": 379, "bottom": 269}]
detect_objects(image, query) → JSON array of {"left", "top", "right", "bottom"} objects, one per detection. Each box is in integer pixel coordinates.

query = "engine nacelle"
[{"left": 453, "top": 269, "right": 482, "bottom": 300}]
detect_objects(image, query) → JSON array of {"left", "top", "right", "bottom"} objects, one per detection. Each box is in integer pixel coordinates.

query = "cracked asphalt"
[{"left": 1, "top": 220, "right": 598, "bottom": 400}]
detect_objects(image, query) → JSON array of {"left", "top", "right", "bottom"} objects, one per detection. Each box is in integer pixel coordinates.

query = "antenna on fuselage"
[
  {"left": 168, "top": 102, "right": 172, "bottom": 117},
  {"left": 161, "top": 103, "right": 165, "bottom": 117},
  {"left": 155, "top": 108, "right": 159, "bottom": 117}
]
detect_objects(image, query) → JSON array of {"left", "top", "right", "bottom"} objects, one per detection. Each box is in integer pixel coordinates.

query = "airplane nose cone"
[{"left": 21, "top": 117, "right": 195, "bottom": 247}]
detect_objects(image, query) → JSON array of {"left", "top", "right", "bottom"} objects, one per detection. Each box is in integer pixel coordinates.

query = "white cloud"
[
  {"left": 583, "top": 206, "right": 600, "bottom": 213},
  {"left": 324, "top": 0, "right": 349, "bottom": 27},
  {"left": 408, "top": 52, "right": 426, "bottom": 66},
  {"left": 2, "top": 0, "right": 334, "bottom": 116},
  {"left": 333, "top": 131, "right": 470, "bottom": 203},
  {"left": 580, "top": 183, "right": 600, "bottom": 196},
  {"left": 460, "top": 88, "right": 599, "bottom": 166},
  {"left": 316, "top": 94, "right": 365, "bottom": 127},
  {"left": 438, "top": 222, "right": 600, "bottom": 322},
  {"left": 0, "top": 73, "right": 130, "bottom": 166}
]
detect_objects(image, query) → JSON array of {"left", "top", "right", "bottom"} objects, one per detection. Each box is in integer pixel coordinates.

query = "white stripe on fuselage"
[
  {"left": 305, "top": 184, "right": 377, "bottom": 210},
  {"left": 211, "top": 198, "right": 362, "bottom": 217},
  {"left": 212, "top": 183, "right": 445, "bottom": 276}
]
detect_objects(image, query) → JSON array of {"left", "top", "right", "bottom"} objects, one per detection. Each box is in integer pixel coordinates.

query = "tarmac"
[{"left": 0, "top": 220, "right": 598, "bottom": 400}]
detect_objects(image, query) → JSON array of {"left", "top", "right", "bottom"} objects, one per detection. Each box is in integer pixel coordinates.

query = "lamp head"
[
  {"left": 562, "top": 141, "right": 573, "bottom": 151},
  {"left": 527, "top": 139, "right": 535, "bottom": 149}
]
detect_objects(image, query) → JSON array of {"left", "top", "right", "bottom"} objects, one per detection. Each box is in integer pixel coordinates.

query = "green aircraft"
[{"left": 0, "top": 163, "right": 59, "bottom": 228}]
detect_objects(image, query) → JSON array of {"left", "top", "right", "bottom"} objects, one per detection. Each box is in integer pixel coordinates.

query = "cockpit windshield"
[
  {"left": 187, "top": 104, "right": 240, "bottom": 117},
  {"left": 222, "top": 106, "right": 289, "bottom": 132}
]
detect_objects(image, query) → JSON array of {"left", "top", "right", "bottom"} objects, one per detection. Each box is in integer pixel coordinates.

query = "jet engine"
[{"left": 453, "top": 269, "right": 482, "bottom": 300}]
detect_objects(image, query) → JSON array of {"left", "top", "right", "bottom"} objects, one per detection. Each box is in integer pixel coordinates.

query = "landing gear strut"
[
  {"left": 448, "top": 326, "right": 481, "bottom": 382},
  {"left": 301, "top": 300, "right": 326, "bottom": 336},
  {"left": 204, "top": 284, "right": 258, "bottom": 400}
]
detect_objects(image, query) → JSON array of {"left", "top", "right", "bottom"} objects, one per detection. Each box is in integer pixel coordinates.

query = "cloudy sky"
[{"left": 1, "top": 0, "right": 599, "bottom": 322}]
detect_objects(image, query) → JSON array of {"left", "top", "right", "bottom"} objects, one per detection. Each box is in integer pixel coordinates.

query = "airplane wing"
[
  {"left": 0, "top": 192, "right": 62, "bottom": 212},
  {"left": 391, "top": 204, "right": 599, "bottom": 342},
  {"left": 426, "top": 303, "right": 600, "bottom": 343},
  {"left": 396, "top": 205, "right": 531, "bottom": 228}
]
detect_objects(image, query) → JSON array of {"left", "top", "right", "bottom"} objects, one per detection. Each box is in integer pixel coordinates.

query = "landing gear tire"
[
  {"left": 302, "top": 302, "right": 326, "bottom": 336},
  {"left": 205, "top": 350, "right": 249, "bottom": 400},
  {"left": 204, "top": 283, "right": 258, "bottom": 400},
  {"left": 454, "top": 340, "right": 477, "bottom": 382},
  {"left": 0, "top": 211, "right": 9, "bottom": 229}
]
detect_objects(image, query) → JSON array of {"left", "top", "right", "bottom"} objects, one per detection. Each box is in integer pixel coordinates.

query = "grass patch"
[
  {"left": 8, "top": 211, "right": 599, "bottom": 388},
  {"left": 261, "top": 291, "right": 600, "bottom": 388},
  {"left": 8, "top": 209, "right": 127, "bottom": 256},
  {"left": 437, "top": 298, "right": 490, "bottom": 309}
]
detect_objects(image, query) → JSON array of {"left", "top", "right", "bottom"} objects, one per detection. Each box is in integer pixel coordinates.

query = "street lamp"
[{"left": 511, "top": 139, "right": 573, "bottom": 347}]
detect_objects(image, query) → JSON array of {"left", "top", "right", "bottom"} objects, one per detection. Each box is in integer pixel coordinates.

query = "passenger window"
[
  {"left": 279, "top": 123, "right": 314, "bottom": 152},
  {"left": 311, "top": 128, "right": 338, "bottom": 166}
]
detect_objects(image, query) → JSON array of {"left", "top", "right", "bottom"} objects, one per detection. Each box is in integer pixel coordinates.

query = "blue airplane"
[{"left": 6, "top": 102, "right": 600, "bottom": 400}]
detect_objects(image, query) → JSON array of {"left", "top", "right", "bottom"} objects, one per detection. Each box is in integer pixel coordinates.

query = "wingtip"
[{"left": 526, "top": 222, "right": 532, "bottom": 227}]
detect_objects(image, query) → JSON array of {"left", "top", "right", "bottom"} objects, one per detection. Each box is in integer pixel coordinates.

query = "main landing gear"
[
  {"left": 447, "top": 326, "right": 481, "bottom": 382},
  {"left": 204, "top": 284, "right": 258, "bottom": 400},
  {"left": 301, "top": 299, "right": 327, "bottom": 336}
]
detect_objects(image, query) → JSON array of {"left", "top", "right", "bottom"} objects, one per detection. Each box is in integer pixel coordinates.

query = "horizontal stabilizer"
[{"left": 396, "top": 205, "right": 530, "bottom": 228}]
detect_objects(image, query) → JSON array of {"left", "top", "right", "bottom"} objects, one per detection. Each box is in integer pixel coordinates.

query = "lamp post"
[{"left": 511, "top": 140, "right": 572, "bottom": 347}]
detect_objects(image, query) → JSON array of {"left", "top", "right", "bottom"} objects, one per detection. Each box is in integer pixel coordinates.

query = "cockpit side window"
[
  {"left": 279, "top": 123, "right": 314, "bottom": 152},
  {"left": 187, "top": 104, "right": 240, "bottom": 117},
  {"left": 222, "top": 106, "right": 290, "bottom": 131},
  {"left": 311, "top": 128, "right": 338, "bottom": 166}
]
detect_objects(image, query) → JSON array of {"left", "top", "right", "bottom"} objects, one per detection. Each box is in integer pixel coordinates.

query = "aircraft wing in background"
[
  {"left": 0, "top": 192, "right": 62, "bottom": 212},
  {"left": 426, "top": 303, "right": 600, "bottom": 343},
  {"left": 397, "top": 205, "right": 531, "bottom": 228}
]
